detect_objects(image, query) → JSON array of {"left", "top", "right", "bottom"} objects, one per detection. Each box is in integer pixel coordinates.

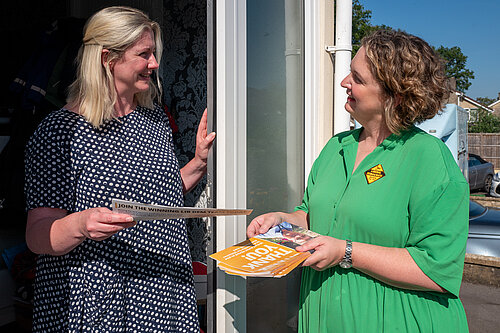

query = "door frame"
[{"left": 207, "top": 1, "right": 247, "bottom": 332}]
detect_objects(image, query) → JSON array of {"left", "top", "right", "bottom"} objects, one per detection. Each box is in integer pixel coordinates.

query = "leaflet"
[
  {"left": 112, "top": 198, "right": 252, "bottom": 221},
  {"left": 210, "top": 222, "right": 321, "bottom": 278}
]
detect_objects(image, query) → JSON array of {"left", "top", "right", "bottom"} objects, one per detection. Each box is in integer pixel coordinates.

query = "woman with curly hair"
[{"left": 248, "top": 30, "right": 469, "bottom": 332}]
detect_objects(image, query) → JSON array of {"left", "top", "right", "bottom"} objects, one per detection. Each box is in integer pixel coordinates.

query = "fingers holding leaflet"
[
  {"left": 78, "top": 207, "right": 136, "bottom": 241},
  {"left": 247, "top": 212, "right": 283, "bottom": 238},
  {"left": 298, "top": 236, "right": 345, "bottom": 271},
  {"left": 246, "top": 219, "right": 263, "bottom": 238}
]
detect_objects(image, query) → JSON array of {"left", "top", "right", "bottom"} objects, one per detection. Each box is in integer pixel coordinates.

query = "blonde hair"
[
  {"left": 361, "top": 30, "right": 448, "bottom": 133},
  {"left": 67, "top": 6, "right": 163, "bottom": 127}
]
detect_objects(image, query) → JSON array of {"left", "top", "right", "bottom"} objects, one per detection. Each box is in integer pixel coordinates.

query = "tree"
[
  {"left": 435, "top": 46, "right": 475, "bottom": 92},
  {"left": 468, "top": 108, "right": 500, "bottom": 133},
  {"left": 351, "top": 0, "right": 391, "bottom": 55},
  {"left": 477, "top": 96, "right": 497, "bottom": 107},
  {"left": 352, "top": 0, "right": 373, "bottom": 54}
]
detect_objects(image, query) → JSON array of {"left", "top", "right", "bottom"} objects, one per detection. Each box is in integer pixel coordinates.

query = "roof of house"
[
  {"left": 456, "top": 92, "right": 494, "bottom": 112},
  {"left": 489, "top": 99, "right": 500, "bottom": 108}
]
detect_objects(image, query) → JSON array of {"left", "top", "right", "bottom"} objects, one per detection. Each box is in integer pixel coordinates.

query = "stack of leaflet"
[{"left": 210, "top": 222, "right": 320, "bottom": 277}]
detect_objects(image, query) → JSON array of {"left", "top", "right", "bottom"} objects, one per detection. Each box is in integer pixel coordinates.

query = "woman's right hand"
[
  {"left": 76, "top": 207, "right": 136, "bottom": 241},
  {"left": 247, "top": 212, "right": 284, "bottom": 238},
  {"left": 26, "top": 207, "right": 136, "bottom": 255},
  {"left": 247, "top": 210, "right": 309, "bottom": 238}
]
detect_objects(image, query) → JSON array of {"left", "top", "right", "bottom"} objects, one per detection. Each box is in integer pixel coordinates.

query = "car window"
[{"left": 468, "top": 159, "right": 480, "bottom": 167}]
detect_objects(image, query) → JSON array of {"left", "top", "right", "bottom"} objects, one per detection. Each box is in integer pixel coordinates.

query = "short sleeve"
[
  {"left": 24, "top": 115, "right": 75, "bottom": 211},
  {"left": 406, "top": 180, "right": 469, "bottom": 296}
]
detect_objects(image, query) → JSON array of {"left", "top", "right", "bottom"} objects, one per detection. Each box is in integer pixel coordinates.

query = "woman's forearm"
[
  {"left": 351, "top": 242, "right": 446, "bottom": 292},
  {"left": 27, "top": 207, "right": 135, "bottom": 256},
  {"left": 26, "top": 208, "right": 85, "bottom": 256},
  {"left": 299, "top": 237, "right": 446, "bottom": 293},
  {"left": 180, "top": 157, "right": 207, "bottom": 194}
]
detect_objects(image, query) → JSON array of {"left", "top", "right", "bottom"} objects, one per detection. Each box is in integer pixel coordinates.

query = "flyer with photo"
[{"left": 210, "top": 222, "right": 320, "bottom": 278}]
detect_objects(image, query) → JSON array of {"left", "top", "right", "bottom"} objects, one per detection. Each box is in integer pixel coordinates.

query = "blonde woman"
[
  {"left": 24, "top": 6, "right": 214, "bottom": 332},
  {"left": 248, "top": 30, "right": 469, "bottom": 332}
]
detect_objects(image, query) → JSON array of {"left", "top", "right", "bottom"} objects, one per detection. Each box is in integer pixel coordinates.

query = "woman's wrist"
[
  {"left": 190, "top": 155, "right": 208, "bottom": 174},
  {"left": 274, "top": 212, "right": 287, "bottom": 226},
  {"left": 72, "top": 211, "right": 89, "bottom": 241}
]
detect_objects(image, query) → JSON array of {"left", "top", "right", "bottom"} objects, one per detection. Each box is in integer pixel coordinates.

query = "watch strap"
[{"left": 340, "top": 239, "right": 353, "bottom": 269}]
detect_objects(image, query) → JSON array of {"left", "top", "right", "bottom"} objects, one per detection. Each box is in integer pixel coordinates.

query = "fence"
[{"left": 469, "top": 133, "right": 500, "bottom": 169}]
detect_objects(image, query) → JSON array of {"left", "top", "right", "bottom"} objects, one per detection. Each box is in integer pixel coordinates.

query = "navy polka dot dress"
[{"left": 25, "top": 105, "right": 199, "bottom": 332}]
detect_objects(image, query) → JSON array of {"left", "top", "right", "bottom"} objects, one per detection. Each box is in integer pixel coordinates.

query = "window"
[{"left": 247, "top": 1, "right": 304, "bottom": 331}]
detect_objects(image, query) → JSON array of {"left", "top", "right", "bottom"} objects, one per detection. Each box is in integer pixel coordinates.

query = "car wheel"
[{"left": 484, "top": 174, "right": 493, "bottom": 193}]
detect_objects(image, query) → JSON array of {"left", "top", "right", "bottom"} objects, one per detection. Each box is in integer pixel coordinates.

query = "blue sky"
[{"left": 360, "top": 0, "right": 500, "bottom": 101}]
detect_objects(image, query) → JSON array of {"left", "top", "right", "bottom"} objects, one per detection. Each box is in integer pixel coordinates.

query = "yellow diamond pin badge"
[{"left": 364, "top": 164, "right": 385, "bottom": 184}]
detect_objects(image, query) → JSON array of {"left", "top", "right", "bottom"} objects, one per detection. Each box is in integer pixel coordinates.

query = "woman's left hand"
[
  {"left": 180, "top": 109, "right": 216, "bottom": 193},
  {"left": 194, "top": 108, "right": 216, "bottom": 166},
  {"left": 296, "top": 236, "right": 345, "bottom": 271}
]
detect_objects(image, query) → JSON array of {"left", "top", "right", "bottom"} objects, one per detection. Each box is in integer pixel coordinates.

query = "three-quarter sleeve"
[{"left": 406, "top": 180, "right": 469, "bottom": 296}]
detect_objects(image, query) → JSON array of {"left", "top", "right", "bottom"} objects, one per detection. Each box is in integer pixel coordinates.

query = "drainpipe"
[
  {"left": 285, "top": 0, "right": 304, "bottom": 212},
  {"left": 326, "top": 0, "right": 352, "bottom": 134}
]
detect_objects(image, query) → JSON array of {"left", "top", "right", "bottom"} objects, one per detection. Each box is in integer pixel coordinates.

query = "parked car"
[
  {"left": 468, "top": 153, "right": 494, "bottom": 192},
  {"left": 489, "top": 172, "right": 500, "bottom": 197},
  {"left": 468, "top": 200, "right": 500, "bottom": 258}
]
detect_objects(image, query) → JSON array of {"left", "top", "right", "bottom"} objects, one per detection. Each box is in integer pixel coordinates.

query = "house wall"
[
  {"left": 460, "top": 99, "right": 480, "bottom": 110},
  {"left": 490, "top": 101, "right": 500, "bottom": 114},
  {"left": 491, "top": 93, "right": 500, "bottom": 113}
]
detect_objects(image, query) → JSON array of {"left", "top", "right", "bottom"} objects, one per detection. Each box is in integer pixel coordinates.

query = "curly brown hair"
[{"left": 361, "top": 30, "right": 448, "bottom": 133}]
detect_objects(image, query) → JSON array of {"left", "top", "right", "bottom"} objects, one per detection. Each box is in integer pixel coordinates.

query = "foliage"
[
  {"left": 468, "top": 108, "right": 500, "bottom": 133},
  {"left": 435, "top": 46, "right": 475, "bottom": 92},
  {"left": 476, "top": 96, "right": 497, "bottom": 107},
  {"left": 352, "top": 0, "right": 373, "bottom": 54}
]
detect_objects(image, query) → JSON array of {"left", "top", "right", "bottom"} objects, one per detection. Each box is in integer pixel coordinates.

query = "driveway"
[{"left": 460, "top": 282, "right": 500, "bottom": 332}]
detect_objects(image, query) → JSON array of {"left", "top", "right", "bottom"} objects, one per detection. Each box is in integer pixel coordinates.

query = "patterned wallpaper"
[{"left": 161, "top": 0, "right": 209, "bottom": 263}]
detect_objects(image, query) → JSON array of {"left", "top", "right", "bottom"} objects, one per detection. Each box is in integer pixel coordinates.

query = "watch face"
[{"left": 339, "top": 260, "right": 352, "bottom": 269}]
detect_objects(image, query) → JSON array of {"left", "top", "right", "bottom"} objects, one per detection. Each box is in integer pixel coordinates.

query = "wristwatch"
[{"left": 339, "top": 239, "right": 353, "bottom": 269}]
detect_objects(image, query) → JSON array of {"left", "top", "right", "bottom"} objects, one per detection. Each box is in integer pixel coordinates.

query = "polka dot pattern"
[{"left": 25, "top": 105, "right": 199, "bottom": 332}]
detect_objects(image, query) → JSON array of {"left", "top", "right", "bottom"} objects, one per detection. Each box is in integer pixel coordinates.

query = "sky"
[{"left": 360, "top": 0, "right": 500, "bottom": 101}]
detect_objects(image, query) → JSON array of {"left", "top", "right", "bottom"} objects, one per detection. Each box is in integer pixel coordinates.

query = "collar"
[{"left": 340, "top": 126, "right": 417, "bottom": 151}]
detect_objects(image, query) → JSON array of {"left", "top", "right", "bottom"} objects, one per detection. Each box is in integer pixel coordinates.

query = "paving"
[
  {"left": 460, "top": 282, "right": 500, "bottom": 333},
  {"left": 465, "top": 195, "right": 500, "bottom": 332}
]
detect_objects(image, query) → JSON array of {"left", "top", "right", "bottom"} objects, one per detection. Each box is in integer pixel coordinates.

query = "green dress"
[{"left": 295, "top": 126, "right": 469, "bottom": 332}]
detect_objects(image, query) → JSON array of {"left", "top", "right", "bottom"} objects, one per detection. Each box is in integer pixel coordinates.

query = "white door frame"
[{"left": 212, "top": 0, "right": 247, "bottom": 332}]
